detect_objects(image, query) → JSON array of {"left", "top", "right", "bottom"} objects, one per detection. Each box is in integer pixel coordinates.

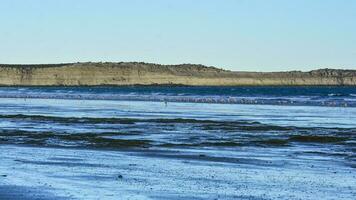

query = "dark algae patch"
[
  {"left": 0, "top": 130, "right": 151, "bottom": 149},
  {"left": 0, "top": 114, "right": 354, "bottom": 151},
  {"left": 289, "top": 135, "right": 349, "bottom": 144}
]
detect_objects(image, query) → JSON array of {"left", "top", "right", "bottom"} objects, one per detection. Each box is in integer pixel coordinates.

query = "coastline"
[{"left": 0, "top": 62, "right": 355, "bottom": 86}]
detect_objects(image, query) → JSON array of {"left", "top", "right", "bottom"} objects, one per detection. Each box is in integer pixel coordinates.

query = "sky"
[{"left": 0, "top": 0, "right": 355, "bottom": 71}]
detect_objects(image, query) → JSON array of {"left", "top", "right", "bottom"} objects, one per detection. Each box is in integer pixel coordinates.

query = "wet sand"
[
  {"left": 1, "top": 145, "right": 355, "bottom": 200},
  {"left": 0, "top": 186, "right": 69, "bottom": 200}
]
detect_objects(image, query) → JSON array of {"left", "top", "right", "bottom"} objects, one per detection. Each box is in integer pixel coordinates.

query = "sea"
[{"left": 0, "top": 86, "right": 355, "bottom": 200}]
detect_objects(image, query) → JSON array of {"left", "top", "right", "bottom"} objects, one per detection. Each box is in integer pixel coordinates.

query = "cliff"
[{"left": 0, "top": 62, "right": 355, "bottom": 86}]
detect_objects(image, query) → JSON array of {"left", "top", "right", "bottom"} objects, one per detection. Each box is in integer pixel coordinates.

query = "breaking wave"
[{"left": 0, "top": 93, "right": 355, "bottom": 107}]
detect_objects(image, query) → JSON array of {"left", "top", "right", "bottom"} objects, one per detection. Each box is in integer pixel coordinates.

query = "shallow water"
[
  {"left": 1, "top": 86, "right": 356, "bottom": 107},
  {"left": 0, "top": 86, "right": 355, "bottom": 199}
]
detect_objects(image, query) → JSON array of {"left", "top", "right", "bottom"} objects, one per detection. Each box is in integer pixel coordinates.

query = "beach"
[
  {"left": 1, "top": 143, "right": 355, "bottom": 200},
  {"left": 0, "top": 86, "right": 355, "bottom": 199}
]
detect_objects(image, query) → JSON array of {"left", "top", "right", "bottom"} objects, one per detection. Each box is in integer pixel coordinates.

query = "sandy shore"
[
  {"left": 1, "top": 144, "right": 355, "bottom": 200},
  {"left": 0, "top": 185, "right": 69, "bottom": 200}
]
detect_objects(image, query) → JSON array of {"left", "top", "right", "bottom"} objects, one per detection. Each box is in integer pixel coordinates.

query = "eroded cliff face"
[{"left": 0, "top": 62, "right": 355, "bottom": 86}]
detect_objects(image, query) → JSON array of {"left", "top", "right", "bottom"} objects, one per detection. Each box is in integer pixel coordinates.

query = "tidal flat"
[{"left": 0, "top": 86, "right": 355, "bottom": 199}]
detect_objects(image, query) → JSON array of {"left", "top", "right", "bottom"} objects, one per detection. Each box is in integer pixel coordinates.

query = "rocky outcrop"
[{"left": 0, "top": 62, "right": 355, "bottom": 86}]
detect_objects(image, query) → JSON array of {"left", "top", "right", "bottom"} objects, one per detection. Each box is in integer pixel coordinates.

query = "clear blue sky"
[{"left": 0, "top": 0, "right": 355, "bottom": 71}]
